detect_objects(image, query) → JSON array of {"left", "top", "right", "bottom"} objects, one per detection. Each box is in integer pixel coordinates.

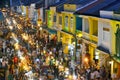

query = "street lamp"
[
  {"left": 9, "top": 25, "right": 13, "bottom": 30},
  {"left": 39, "top": 27, "right": 42, "bottom": 31},
  {"left": 84, "top": 57, "right": 88, "bottom": 62}
]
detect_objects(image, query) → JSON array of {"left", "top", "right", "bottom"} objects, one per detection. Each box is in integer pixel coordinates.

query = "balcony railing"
[{"left": 82, "top": 32, "right": 90, "bottom": 40}]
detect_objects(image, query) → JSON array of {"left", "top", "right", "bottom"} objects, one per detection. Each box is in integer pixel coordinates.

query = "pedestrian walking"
[
  {"left": 108, "top": 70, "right": 112, "bottom": 80},
  {"left": 90, "top": 70, "right": 94, "bottom": 80},
  {"left": 94, "top": 69, "right": 100, "bottom": 80},
  {"left": 86, "top": 68, "right": 91, "bottom": 80},
  {"left": 100, "top": 66, "right": 107, "bottom": 80}
]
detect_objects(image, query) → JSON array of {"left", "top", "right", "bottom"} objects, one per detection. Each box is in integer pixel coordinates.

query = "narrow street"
[
  {"left": 1, "top": 0, "right": 120, "bottom": 80},
  {"left": 0, "top": 11, "right": 82, "bottom": 80}
]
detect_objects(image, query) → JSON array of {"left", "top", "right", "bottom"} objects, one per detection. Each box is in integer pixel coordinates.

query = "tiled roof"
[
  {"left": 52, "top": 0, "right": 73, "bottom": 12},
  {"left": 50, "top": 0, "right": 66, "bottom": 6},
  {"left": 67, "top": 0, "right": 93, "bottom": 5},
  {"left": 100, "top": 0, "right": 120, "bottom": 20},
  {"left": 101, "top": 0, "right": 120, "bottom": 11},
  {"left": 83, "top": 0, "right": 116, "bottom": 16},
  {"left": 75, "top": 0, "right": 100, "bottom": 13},
  {"left": 74, "top": 0, "right": 117, "bottom": 16},
  {"left": 35, "top": 0, "right": 44, "bottom": 9},
  {"left": 45, "top": 0, "right": 68, "bottom": 10},
  {"left": 97, "top": 46, "right": 110, "bottom": 54},
  {"left": 57, "top": 0, "right": 93, "bottom": 12}
]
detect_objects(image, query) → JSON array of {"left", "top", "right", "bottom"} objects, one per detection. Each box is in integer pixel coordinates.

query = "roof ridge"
[
  {"left": 75, "top": 0, "right": 98, "bottom": 11},
  {"left": 77, "top": 0, "right": 105, "bottom": 13}
]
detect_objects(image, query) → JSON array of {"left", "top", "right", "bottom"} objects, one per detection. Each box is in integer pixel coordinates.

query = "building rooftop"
[
  {"left": 74, "top": 0, "right": 117, "bottom": 16},
  {"left": 67, "top": 0, "right": 93, "bottom": 5},
  {"left": 101, "top": 0, "right": 120, "bottom": 12},
  {"left": 35, "top": 0, "right": 44, "bottom": 9}
]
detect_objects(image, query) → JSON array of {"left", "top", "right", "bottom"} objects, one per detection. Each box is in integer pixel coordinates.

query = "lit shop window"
[
  {"left": 59, "top": 16, "right": 62, "bottom": 25},
  {"left": 92, "top": 20, "right": 98, "bottom": 36},
  {"left": 115, "top": 24, "right": 120, "bottom": 57},
  {"left": 70, "top": 17, "right": 73, "bottom": 32},
  {"left": 64, "top": 16, "right": 68, "bottom": 31},
  {"left": 84, "top": 18, "right": 89, "bottom": 33},
  {"left": 48, "top": 14, "right": 51, "bottom": 21},
  {"left": 95, "top": 50, "right": 99, "bottom": 59},
  {"left": 103, "top": 28, "right": 110, "bottom": 43},
  {"left": 53, "top": 15, "right": 56, "bottom": 22}
]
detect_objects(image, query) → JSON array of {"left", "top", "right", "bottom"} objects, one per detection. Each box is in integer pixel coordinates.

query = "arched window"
[
  {"left": 115, "top": 24, "right": 120, "bottom": 57},
  {"left": 64, "top": 16, "right": 68, "bottom": 31}
]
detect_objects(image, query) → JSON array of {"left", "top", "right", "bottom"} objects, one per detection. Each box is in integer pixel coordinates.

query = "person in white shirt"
[
  {"left": 94, "top": 69, "right": 100, "bottom": 80},
  {"left": 90, "top": 71, "right": 95, "bottom": 80}
]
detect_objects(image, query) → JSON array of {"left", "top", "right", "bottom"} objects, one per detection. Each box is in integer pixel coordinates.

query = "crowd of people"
[{"left": 0, "top": 11, "right": 114, "bottom": 80}]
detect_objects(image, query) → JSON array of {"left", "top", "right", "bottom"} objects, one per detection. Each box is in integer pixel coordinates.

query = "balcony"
[
  {"left": 82, "top": 32, "right": 90, "bottom": 40},
  {"left": 90, "top": 34, "right": 98, "bottom": 44}
]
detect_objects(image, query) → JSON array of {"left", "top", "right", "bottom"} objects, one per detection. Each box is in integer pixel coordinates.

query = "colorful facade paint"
[
  {"left": 62, "top": 3, "right": 76, "bottom": 34},
  {"left": 21, "top": 6, "right": 26, "bottom": 16},
  {"left": 81, "top": 15, "right": 99, "bottom": 68},
  {"left": 37, "top": 8, "right": 44, "bottom": 26},
  {"left": 50, "top": 7, "right": 57, "bottom": 29},
  {"left": 56, "top": 12, "right": 62, "bottom": 29},
  {"left": 26, "top": 6, "right": 29, "bottom": 19},
  {"left": 29, "top": 4, "right": 35, "bottom": 19},
  {"left": 46, "top": 10, "right": 52, "bottom": 28},
  {"left": 62, "top": 12, "right": 76, "bottom": 34},
  {"left": 110, "top": 20, "right": 120, "bottom": 57},
  {"left": 56, "top": 12, "right": 63, "bottom": 42},
  {"left": 60, "top": 32, "right": 74, "bottom": 54},
  {"left": 46, "top": 7, "right": 57, "bottom": 29},
  {"left": 75, "top": 15, "right": 83, "bottom": 61},
  {"left": 37, "top": 9, "right": 41, "bottom": 26},
  {"left": 60, "top": 4, "right": 77, "bottom": 54},
  {"left": 110, "top": 20, "right": 120, "bottom": 78},
  {"left": 97, "top": 18, "right": 112, "bottom": 70}
]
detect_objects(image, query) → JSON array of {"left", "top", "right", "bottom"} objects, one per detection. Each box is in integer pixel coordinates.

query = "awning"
[
  {"left": 112, "top": 55, "right": 120, "bottom": 63},
  {"left": 48, "top": 29, "right": 57, "bottom": 34},
  {"left": 97, "top": 46, "right": 110, "bottom": 54},
  {"left": 61, "top": 30, "right": 75, "bottom": 36},
  {"left": 82, "top": 37, "right": 97, "bottom": 47},
  {"left": 42, "top": 27, "right": 57, "bottom": 34},
  {"left": 0, "top": 12, "right": 4, "bottom": 21}
]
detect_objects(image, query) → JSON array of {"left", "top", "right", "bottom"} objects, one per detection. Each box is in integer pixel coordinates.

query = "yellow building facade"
[
  {"left": 97, "top": 18, "right": 112, "bottom": 72},
  {"left": 60, "top": 4, "right": 76, "bottom": 54},
  {"left": 81, "top": 16, "right": 98, "bottom": 68},
  {"left": 56, "top": 12, "right": 63, "bottom": 42},
  {"left": 110, "top": 20, "right": 120, "bottom": 78}
]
